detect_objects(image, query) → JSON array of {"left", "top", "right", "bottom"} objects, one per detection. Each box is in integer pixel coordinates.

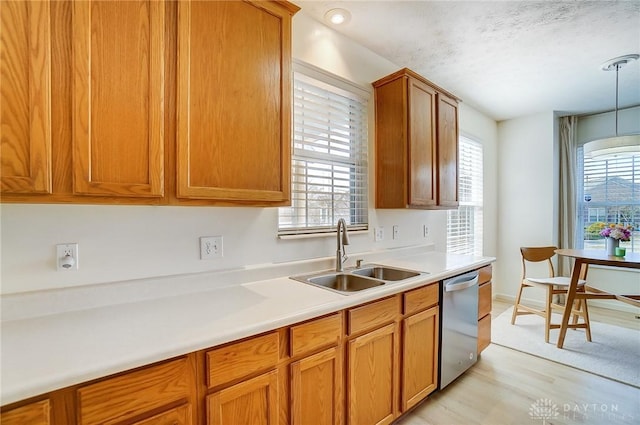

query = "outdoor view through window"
[{"left": 577, "top": 148, "right": 639, "bottom": 253}]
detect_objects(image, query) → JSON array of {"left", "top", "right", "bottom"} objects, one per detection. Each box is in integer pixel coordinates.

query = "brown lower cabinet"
[
  {"left": 348, "top": 323, "right": 399, "bottom": 425},
  {"left": 0, "top": 271, "right": 494, "bottom": 425},
  {"left": 207, "top": 370, "right": 279, "bottom": 425},
  {"left": 477, "top": 265, "right": 493, "bottom": 354},
  {"left": 0, "top": 399, "right": 50, "bottom": 425}
]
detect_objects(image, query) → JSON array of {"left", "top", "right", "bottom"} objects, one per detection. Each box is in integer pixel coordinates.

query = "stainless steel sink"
[
  {"left": 291, "top": 264, "right": 427, "bottom": 295},
  {"left": 308, "top": 273, "right": 385, "bottom": 293},
  {"left": 352, "top": 266, "right": 420, "bottom": 281}
]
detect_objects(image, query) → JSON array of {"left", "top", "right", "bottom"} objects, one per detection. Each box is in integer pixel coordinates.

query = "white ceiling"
[{"left": 294, "top": 0, "right": 640, "bottom": 121}]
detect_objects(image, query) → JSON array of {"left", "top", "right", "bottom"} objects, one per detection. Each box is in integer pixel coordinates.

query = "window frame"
[
  {"left": 446, "top": 135, "right": 484, "bottom": 256},
  {"left": 576, "top": 146, "right": 639, "bottom": 253},
  {"left": 278, "top": 61, "right": 370, "bottom": 237}
]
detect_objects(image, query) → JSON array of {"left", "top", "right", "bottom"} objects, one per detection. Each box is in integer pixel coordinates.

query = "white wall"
[
  {"left": 0, "top": 11, "right": 498, "bottom": 295},
  {"left": 496, "top": 112, "right": 557, "bottom": 300}
]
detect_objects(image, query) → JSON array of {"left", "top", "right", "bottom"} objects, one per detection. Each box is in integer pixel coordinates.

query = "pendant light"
[{"left": 583, "top": 54, "right": 640, "bottom": 160}]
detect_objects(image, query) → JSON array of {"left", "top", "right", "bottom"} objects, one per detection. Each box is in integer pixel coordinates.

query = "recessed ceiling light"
[{"left": 324, "top": 8, "right": 351, "bottom": 25}]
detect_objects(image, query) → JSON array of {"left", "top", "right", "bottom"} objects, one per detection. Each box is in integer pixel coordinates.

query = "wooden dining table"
[{"left": 554, "top": 249, "right": 640, "bottom": 349}]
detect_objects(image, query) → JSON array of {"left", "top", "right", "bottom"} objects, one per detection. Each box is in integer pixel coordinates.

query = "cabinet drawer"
[
  {"left": 404, "top": 283, "right": 439, "bottom": 315},
  {"left": 348, "top": 296, "right": 400, "bottom": 335},
  {"left": 478, "top": 314, "right": 491, "bottom": 353},
  {"left": 77, "top": 357, "right": 192, "bottom": 425},
  {"left": 290, "top": 313, "right": 342, "bottom": 357},
  {"left": 133, "top": 404, "right": 192, "bottom": 425},
  {"left": 478, "top": 265, "right": 492, "bottom": 285},
  {"left": 1, "top": 400, "right": 50, "bottom": 425},
  {"left": 206, "top": 331, "right": 279, "bottom": 388},
  {"left": 478, "top": 281, "right": 492, "bottom": 320}
]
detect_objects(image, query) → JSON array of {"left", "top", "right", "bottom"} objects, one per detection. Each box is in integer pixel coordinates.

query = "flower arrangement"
[{"left": 598, "top": 223, "right": 633, "bottom": 241}]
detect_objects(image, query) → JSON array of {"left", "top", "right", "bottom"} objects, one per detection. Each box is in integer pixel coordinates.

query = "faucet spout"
[{"left": 336, "top": 218, "right": 350, "bottom": 272}]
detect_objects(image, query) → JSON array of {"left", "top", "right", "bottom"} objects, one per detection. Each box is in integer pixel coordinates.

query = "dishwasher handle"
[{"left": 444, "top": 272, "right": 479, "bottom": 292}]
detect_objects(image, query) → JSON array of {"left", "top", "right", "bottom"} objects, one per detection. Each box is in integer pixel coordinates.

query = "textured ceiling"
[{"left": 294, "top": 0, "right": 640, "bottom": 121}]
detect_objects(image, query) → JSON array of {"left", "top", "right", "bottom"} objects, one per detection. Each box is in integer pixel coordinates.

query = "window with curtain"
[
  {"left": 447, "top": 136, "right": 483, "bottom": 255},
  {"left": 278, "top": 62, "right": 369, "bottom": 236},
  {"left": 576, "top": 148, "right": 639, "bottom": 253}
]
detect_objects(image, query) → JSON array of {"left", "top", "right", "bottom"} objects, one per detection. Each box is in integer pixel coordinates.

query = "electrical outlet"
[
  {"left": 374, "top": 227, "right": 384, "bottom": 242},
  {"left": 393, "top": 225, "right": 399, "bottom": 240},
  {"left": 423, "top": 225, "right": 429, "bottom": 238},
  {"left": 200, "top": 236, "right": 223, "bottom": 259},
  {"left": 56, "top": 243, "right": 79, "bottom": 271}
]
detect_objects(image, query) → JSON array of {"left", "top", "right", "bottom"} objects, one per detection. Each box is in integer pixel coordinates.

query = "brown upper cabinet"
[
  {"left": 0, "top": 0, "right": 299, "bottom": 206},
  {"left": 373, "top": 68, "right": 459, "bottom": 209},
  {"left": 72, "top": 0, "right": 165, "bottom": 198},
  {"left": 176, "top": 1, "right": 295, "bottom": 204},
  {"left": 0, "top": 0, "right": 52, "bottom": 194}
]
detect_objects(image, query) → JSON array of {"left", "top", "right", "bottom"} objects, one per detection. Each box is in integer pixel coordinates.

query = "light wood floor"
[{"left": 397, "top": 300, "right": 640, "bottom": 425}]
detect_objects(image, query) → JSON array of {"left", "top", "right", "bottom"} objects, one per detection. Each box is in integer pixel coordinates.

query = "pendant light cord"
[{"left": 615, "top": 63, "right": 620, "bottom": 135}]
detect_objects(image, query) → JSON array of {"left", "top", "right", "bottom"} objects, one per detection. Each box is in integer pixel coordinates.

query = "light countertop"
[{"left": 1, "top": 248, "right": 494, "bottom": 405}]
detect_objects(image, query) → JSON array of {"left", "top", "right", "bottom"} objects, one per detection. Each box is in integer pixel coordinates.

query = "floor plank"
[{"left": 397, "top": 300, "right": 640, "bottom": 425}]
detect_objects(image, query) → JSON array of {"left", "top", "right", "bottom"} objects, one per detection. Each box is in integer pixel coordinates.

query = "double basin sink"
[{"left": 291, "top": 265, "right": 428, "bottom": 295}]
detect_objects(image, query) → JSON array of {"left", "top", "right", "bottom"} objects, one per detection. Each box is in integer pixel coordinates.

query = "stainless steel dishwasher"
[{"left": 439, "top": 270, "right": 479, "bottom": 389}]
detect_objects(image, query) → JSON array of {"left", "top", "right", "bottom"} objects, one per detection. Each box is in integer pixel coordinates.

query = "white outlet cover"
[
  {"left": 200, "top": 236, "right": 223, "bottom": 260},
  {"left": 56, "top": 243, "right": 79, "bottom": 271},
  {"left": 374, "top": 227, "right": 384, "bottom": 242}
]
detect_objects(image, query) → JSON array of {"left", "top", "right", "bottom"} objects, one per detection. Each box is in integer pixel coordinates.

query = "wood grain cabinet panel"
[
  {"left": 0, "top": 399, "right": 50, "bottom": 425},
  {"left": 176, "top": 0, "right": 297, "bottom": 203},
  {"left": 207, "top": 370, "right": 279, "bottom": 425},
  {"left": 206, "top": 332, "right": 279, "bottom": 388},
  {"left": 77, "top": 357, "right": 193, "bottom": 425},
  {"left": 347, "top": 323, "right": 398, "bottom": 425},
  {"left": 477, "top": 265, "right": 493, "bottom": 354},
  {"left": 291, "top": 346, "right": 343, "bottom": 425},
  {"left": 478, "top": 313, "right": 491, "bottom": 354},
  {"left": 373, "top": 68, "right": 459, "bottom": 209},
  {"left": 437, "top": 93, "right": 459, "bottom": 207},
  {"left": 72, "top": 0, "right": 164, "bottom": 197},
  {"left": 0, "top": 0, "right": 52, "bottom": 194},
  {"left": 290, "top": 313, "right": 342, "bottom": 357},
  {"left": 401, "top": 306, "right": 439, "bottom": 411},
  {"left": 408, "top": 77, "right": 437, "bottom": 207},
  {"left": 348, "top": 296, "right": 400, "bottom": 335},
  {"left": 478, "top": 281, "right": 492, "bottom": 320},
  {"left": 133, "top": 404, "right": 192, "bottom": 425},
  {"left": 403, "top": 283, "right": 438, "bottom": 315}
]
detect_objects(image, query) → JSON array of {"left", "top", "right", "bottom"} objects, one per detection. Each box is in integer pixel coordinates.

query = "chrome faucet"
[{"left": 336, "top": 218, "right": 350, "bottom": 272}]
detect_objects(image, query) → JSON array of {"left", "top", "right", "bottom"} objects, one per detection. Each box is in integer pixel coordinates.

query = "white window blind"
[
  {"left": 278, "top": 62, "right": 369, "bottom": 235},
  {"left": 447, "top": 136, "right": 483, "bottom": 255},
  {"left": 577, "top": 148, "right": 639, "bottom": 253}
]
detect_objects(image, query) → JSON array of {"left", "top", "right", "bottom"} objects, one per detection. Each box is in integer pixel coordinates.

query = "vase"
[{"left": 606, "top": 237, "right": 619, "bottom": 256}]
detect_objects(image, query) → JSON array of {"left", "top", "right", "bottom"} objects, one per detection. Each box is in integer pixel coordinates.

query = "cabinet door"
[
  {"left": 72, "top": 0, "right": 164, "bottom": 197},
  {"left": 436, "top": 93, "right": 459, "bottom": 207},
  {"left": 401, "top": 306, "right": 439, "bottom": 412},
  {"left": 348, "top": 323, "right": 397, "bottom": 425},
  {"left": 132, "top": 404, "right": 192, "bottom": 425},
  {"left": 176, "top": 0, "right": 292, "bottom": 203},
  {"left": 1, "top": 399, "right": 50, "bottom": 425},
  {"left": 207, "top": 369, "right": 279, "bottom": 425},
  {"left": 407, "top": 77, "right": 437, "bottom": 207},
  {"left": 291, "top": 346, "right": 343, "bottom": 425},
  {"left": 0, "top": 0, "right": 52, "bottom": 194}
]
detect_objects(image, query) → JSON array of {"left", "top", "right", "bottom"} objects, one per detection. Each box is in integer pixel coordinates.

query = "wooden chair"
[{"left": 511, "top": 246, "right": 592, "bottom": 343}]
